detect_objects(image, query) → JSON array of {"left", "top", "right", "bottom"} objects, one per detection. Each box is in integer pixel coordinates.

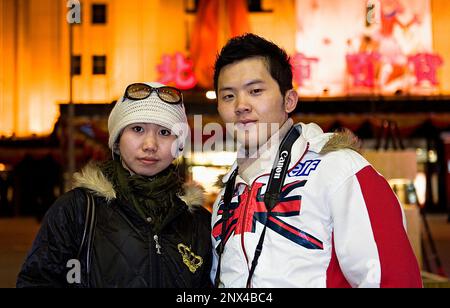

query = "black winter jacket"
[{"left": 16, "top": 164, "right": 212, "bottom": 288}]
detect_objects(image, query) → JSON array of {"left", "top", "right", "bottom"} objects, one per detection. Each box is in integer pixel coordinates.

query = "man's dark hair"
[{"left": 213, "top": 33, "right": 293, "bottom": 96}]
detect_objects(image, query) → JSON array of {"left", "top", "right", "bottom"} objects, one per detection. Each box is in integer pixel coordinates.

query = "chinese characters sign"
[
  {"left": 157, "top": 52, "right": 197, "bottom": 90},
  {"left": 295, "top": 0, "right": 441, "bottom": 96}
]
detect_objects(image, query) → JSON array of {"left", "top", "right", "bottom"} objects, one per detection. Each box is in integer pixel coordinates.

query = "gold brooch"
[{"left": 177, "top": 243, "right": 203, "bottom": 273}]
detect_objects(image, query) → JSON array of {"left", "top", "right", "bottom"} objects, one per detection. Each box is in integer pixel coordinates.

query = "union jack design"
[{"left": 213, "top": 180, "right": 323, "bottom": 250}]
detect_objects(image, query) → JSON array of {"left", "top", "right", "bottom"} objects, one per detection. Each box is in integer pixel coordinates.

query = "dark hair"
[{"left": 213, "top": 33, "right": 293, "bottom": 96}]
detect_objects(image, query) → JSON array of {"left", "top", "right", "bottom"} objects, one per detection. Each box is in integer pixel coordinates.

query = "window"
[
  {"left": 248, "top": 0, "right": 272, "bottom": 13},
  {"left": 185, "top": 0, "right": 199, "bottom": 13},
  {"left": 92, "top": 4, "right": 107, "bottom": 24},
  {"left": 71, "top": 55, "right": 81, "bottom": 76},
  {"left": 92, "top": 56, "right": 107, "bottom": 75},
  {"left": 185, "top": 0, "right": 272, "bottom": 13}
]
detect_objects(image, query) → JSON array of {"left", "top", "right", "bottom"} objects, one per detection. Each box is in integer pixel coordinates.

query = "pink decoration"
[
  {"left": 408, "top": 53, "right": 444, "bottom": 86},
  {"left": 157, "top": 52, "right": 197, "bottom": 90},
  {"left": 346, "top": 52, "right": 381, "bottom": 88},
  {"left": 291, "top": 53, "right": 319, "bottom": 87}
]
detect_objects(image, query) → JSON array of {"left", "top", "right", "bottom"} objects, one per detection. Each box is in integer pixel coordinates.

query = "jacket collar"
[
  {"left": 222, "top": 121, "right": 333, "bottom": 186},
  {"left": 72, "top": 162, "right": 204, "bottom": 209}
]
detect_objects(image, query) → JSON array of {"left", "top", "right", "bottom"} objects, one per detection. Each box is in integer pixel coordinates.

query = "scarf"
[{"left": 100, "top": 160, "right": 183, "bottom": 233}]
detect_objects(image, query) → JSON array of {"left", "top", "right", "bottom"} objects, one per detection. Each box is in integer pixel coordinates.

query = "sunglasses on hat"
[{"left": 122, "top": 83, "right": 183, "bottom": 105}]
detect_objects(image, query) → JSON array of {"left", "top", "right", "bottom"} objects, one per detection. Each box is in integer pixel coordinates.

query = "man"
[{"left": 211, "top": 33, "right": 422, "bottom": 288}]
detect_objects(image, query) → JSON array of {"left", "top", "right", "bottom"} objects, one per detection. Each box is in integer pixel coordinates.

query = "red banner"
[{"left": 190, "top": 0, "right": 250, "bottom": 89}]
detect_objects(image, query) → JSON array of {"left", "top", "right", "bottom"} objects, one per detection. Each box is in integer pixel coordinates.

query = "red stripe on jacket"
[{"left": 356, "top": 166, "right": 422, "bottom": 288}]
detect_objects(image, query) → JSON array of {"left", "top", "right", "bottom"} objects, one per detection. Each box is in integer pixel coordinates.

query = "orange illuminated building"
[
  {"left": 1, "top": 0, "right": 450, "bottom": 285},
  {"left": 0, "top": 0, "right": 297, "bottom": 137},
  {"left": 1, "top": 0, "right": 450, "bottom": 137}
]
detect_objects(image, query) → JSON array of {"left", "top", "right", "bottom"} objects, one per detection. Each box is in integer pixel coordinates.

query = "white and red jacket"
[{"left": 211, "top": 122, "right": 422, "bottom": 288}]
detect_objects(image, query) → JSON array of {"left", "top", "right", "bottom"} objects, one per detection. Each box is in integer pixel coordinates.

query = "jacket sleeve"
[
  {"left": 209, "top": 188, "right": 225, "bottom": 286},
  {"left": 328, "top": 165, "right": 422, "bottom": 288},
  {"left": 16, "top": 189, "right": 86, "bottom": 288}
]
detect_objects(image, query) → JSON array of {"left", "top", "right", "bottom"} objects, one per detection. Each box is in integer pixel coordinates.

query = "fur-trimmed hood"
[
  {"left": 72, "top": 163, "right": 205, "bottom": 209},
  {"left": 302, "top": 123, "right": 361, "bottom": 154}
]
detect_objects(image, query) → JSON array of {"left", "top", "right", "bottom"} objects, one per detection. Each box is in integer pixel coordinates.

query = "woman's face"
[{"left": 118, "top": 123, "right": 177, "bottom": 177}]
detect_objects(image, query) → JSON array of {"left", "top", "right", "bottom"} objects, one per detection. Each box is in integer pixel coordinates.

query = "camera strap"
[{"left": 246, "top": 125, "right": 300, "bottom": 287}]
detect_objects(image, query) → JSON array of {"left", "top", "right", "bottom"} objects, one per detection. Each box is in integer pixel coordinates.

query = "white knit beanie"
[{"left": 108, "top": 82, "right": 189, "bottom": 157}]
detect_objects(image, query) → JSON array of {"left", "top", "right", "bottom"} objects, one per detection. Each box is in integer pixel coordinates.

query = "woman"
[{"left": 17, "top": 82, "right": 212, "bottom": 287}]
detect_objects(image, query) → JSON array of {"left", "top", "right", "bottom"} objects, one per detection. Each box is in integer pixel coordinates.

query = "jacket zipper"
[
  {"left": 149, "top": 232, "right": 162, "bottom": 287},
  {"left": 146, "top": 203, "right": 185, "bottom": 287},
  {"left": 240, "top": 185, "right": 251, "bottom": 274},
  {"left": 146, "top": 214, "right": 162, "bottom": 287},
  {"left": 233, "top": 142, "right": 310, "bottom": 288},
  {"left": 154, "top": 235, "right": 162, "bottom": 255}
]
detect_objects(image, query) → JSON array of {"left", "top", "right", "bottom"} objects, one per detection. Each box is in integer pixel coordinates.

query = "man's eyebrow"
[{"left": 218, "top": 80, "right": 265, "bottom": 92}]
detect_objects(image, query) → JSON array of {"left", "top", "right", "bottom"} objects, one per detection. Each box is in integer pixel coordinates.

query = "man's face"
[{"left": 217, "top": 57, "right": 297, "bottom": 149}]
